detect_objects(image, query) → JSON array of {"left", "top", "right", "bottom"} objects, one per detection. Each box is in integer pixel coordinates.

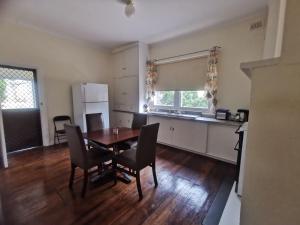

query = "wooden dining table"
[
  {"left": 84, "top": 127, "right": 140, "bottom": 149},
  {"left": 83, "top": 127, "right": 140, "bottom": 183}
]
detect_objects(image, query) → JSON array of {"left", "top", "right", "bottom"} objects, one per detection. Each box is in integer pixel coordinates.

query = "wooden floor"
[{"left": 0, "top": 145, "right": 235, "bottom": 225}]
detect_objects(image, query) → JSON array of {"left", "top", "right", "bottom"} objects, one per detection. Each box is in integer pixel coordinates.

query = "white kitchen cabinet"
[
  {"left": 148, "top": 116, "right": 173, "bottom": 145},
  {"left": 148, "top": 115, "right": 238, "bottom": 163},
  {"left": 112, "top": 52, "right": 124, "bottom": 78},
  {"left": 112, "top": 43, "right": 148, "bottom": 114},
  {"left": 206, "top": 124, "right": 238, "bottom": 162},
  {"left": 172, "top": 119, "right": 207, "bottom": 154},
  {"left": 113, "top": 112, "right": 133, "bottom": 128},
  {"left": 148, "top": 116, "right": 207, "bottom": 153},
  {"left": 112, "top": 46, "right": 139, "bottom": 78},
  {"left": 124, "top": 47, "right": 139, "bottom": 76},
  {"left": 114, "top": 76, "right": 139, "bottom": 112}
]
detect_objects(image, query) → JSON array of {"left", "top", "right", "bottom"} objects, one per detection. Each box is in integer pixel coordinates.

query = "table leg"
[{"left": 113, "top": 145, "right": 132, "bottom": 184}]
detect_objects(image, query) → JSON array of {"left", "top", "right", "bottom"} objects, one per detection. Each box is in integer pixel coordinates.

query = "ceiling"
[{"left": 0, "top": 0, "right": 268, "bottom": 49}]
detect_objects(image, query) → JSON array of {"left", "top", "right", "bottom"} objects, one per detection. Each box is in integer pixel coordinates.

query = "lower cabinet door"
[
  {"left": 148, "top": 116, "right": 173, "bottom": 145},
  {"left": 206, "top": 124, "right": 238, "bottom": 162},
  {"left": 172, "top": 119, "right": 207, "bottom": 153}
]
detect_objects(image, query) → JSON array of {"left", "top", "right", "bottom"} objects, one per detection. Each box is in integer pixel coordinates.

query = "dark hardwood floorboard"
[{"left": 0, "top": 144, "right": 235, "bottom": 225}]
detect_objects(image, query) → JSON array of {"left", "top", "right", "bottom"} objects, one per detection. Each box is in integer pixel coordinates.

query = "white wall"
[
  {"left": 240, "top": 1, "right": 300, "bottom": 224},
  {"left": 149, "top": 13, "right": 266, "bottom": 112},
  {"left": 0, "top": 20, "right": 112, "bottom": 146}
]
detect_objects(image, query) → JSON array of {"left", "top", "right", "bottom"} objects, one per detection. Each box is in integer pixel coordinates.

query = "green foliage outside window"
[
  {"left": 154, "top": 90, "right": 208, "bottom": 109},
  {"left": 181, "top": 91, "right": 208, "bottom": 108},
  {"left": 158, "top": 91, "right": 174, "bottom": 106}
]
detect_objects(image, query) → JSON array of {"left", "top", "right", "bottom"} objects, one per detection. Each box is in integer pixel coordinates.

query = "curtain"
[
  {"left": 204, "top": 46, "right": 220, "bottom": 114},
  {"left": 145, "top": 60, "right": 158, "bottom": 111}
]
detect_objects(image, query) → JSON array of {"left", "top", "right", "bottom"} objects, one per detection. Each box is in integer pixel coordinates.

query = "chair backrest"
[
  {"left": 64, "top": 124, "right": 87, "bottom": 168},
  {"left": 86, "top": 113, "right": 103, "bottom": 132},
  {"left": 131, "top": 113, "right": 147, "bottom": 130},
  {"left": 53, "top": 115, "right": 72, "bottom": 131},
  {"left": 136, "top": 123, "right": 160, "bottom": 169}
]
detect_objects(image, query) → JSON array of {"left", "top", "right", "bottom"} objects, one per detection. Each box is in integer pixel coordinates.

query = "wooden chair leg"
[
  {"left": 81, "top": 170, "right": 89, "bottom": 198},
  {"left": 69, "top": 163, "right": 76, "bottom": 190},
  {"left": 54, "top": 132, "right": 56, "bottom": 145},
  {"left": 136, "top": 171, "right": 143, "bottom": 200},
  {"left": 152, "top": 163, "right": 158, "bottom": 187}
]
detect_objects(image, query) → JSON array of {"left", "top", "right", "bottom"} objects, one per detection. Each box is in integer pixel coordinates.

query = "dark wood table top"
[{"left": 84, "top": 127, "right": 140, "bottom": 147}]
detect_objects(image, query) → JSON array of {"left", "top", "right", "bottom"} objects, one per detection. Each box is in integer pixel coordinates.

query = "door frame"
[{"left": 0, "top": 63, "right": 50, "bottom": 168}]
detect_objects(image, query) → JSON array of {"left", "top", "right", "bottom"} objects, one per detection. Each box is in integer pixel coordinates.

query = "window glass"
[
  {"left": 180, "top": 90, "right": 208, "bottom": 109},
  {"left": 0, "top": 67, "right": 37, "bottom": 109},
  {"left": 154, "top": 91, "right": 175, "bottom": 106}
]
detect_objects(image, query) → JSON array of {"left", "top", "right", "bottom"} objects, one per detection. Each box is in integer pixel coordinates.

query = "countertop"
[
  {"left": 146, "top": 112, "right": 242, "bottom": 126},
  {"left": 113, "top": 109, "right": 243, "bottom": 126}
]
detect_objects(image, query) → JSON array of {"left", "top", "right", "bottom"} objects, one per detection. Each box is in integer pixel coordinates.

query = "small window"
[
  {"left": 0, "top": 67, "right": 38, "bottom": 109},
  {"left": 180, "top": 90, "right": 208, "bottom": 109},
  {"left": 154, "top": 91, "right": 175, "bottom": 107}
]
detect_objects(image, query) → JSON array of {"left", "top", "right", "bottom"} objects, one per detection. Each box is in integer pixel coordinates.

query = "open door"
[
  {"left": 0, "top": 109, "right": 8, "bottom": 168},
  {"left": 0, "top": 65, "right": 42, "bottom": 153}
]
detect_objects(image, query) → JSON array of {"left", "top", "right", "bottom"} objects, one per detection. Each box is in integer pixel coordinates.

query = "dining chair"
[
  {"left": 64, "top": 124, "right": 116, "bottom": 197},
  {"left": 53, "top": 115, "right": 72, "bottom": 145},
  {"left": 86, "top": 113, "right": 104, "bottom": 132},
  {"left": 118, "top": 113, "right": 148, "bottom": 150},
  {"left": 85, "top": 113, "right": 104, "bottom": 149},
  {"left": 113, "top": 123, "right": 160, "bottom": 200}
]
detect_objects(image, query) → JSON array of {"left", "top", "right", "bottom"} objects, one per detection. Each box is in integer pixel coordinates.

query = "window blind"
[{"left": 155, "top": 57, "right": 207, "bottom": 91}]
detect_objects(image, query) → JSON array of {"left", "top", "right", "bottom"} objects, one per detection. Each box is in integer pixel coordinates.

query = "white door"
[
  {"left": 84, "top": 83, "right": 108, "bottom": 102},
  {"left": 172, "top": 119, "right": 208, "bottom": 153},
  {"left": 148, "top": 116, "right": 173, "bottom": 145},
  {"left": 0, "top": 110, "right": 8, "bottom": 168}
]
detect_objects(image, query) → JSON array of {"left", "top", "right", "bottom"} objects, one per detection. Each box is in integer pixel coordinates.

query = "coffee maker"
[{"left": 237, "top": 109, "right": 249, "bottom": 122}]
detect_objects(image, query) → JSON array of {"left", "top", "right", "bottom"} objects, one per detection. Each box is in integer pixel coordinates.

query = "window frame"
[{"left": 153, "top": 90, "right": 210, "bottom": 113}]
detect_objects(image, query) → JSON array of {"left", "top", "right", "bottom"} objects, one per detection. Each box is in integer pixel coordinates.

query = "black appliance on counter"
[{"left": 237, "top": 109, "right": 249, "bottom": 122}]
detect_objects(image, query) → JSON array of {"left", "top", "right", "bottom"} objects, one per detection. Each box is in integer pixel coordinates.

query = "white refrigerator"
[{"left": 72, "top": 83, "right": 109, "bottom": 133}]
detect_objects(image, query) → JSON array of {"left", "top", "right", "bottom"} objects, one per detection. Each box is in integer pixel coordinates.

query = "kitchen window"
[
  {"left": 153, "top": 91, "right": 175, "bottom": 107},
  {"left": 180, "top": 90, "right": 208, "bottom": 109},
  {"left": 154, "top": 90, "right": 209, "bottom": 112}
]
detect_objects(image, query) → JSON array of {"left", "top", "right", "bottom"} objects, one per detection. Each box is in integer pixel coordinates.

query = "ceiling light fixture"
[{"left": 124, "top": 0, "right": 135, "bottom": 17}]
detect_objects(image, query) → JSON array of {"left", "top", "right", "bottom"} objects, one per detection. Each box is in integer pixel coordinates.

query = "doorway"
[{"left": 0, "top": 65, "right": 42, "bottom": 153}]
